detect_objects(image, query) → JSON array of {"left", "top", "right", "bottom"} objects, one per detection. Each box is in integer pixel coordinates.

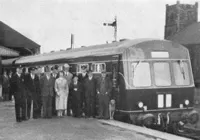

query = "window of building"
[
  {"left": 173, "top": 61, "right": 190, "bottom": 85},
  {"left": 131, "top": 62, "right": 151, "bottom": 87},
  {"left": 154, "top": 62, "right": 171, "bottom": 86},
  {"left": 91, "top": 63, "right": 106, "bottom": 73}
]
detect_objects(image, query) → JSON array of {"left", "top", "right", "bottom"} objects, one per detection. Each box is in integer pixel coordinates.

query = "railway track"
[{"left": 176, "top": 125, "right": 200, "bottom": 140}]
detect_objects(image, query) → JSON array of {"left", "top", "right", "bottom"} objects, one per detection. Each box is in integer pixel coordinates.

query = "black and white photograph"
[{"left": 0, "top": 0, "right": 200, "bottom": 139}]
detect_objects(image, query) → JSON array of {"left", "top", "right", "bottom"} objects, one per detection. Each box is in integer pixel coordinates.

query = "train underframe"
[{"left": 115, "top": 109, "right": 199, "bottom": 134}]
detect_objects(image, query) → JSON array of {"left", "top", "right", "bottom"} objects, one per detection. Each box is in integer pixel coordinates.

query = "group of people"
[{"left": 2, "top": 63, "right": 113, "bottom": 122}]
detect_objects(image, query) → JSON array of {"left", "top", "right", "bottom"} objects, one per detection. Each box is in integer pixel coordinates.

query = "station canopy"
[{"left": 0, "top": 21, "right": 40, "bottom": 56}]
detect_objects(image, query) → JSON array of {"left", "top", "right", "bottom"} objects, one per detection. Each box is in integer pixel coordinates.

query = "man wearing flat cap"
[
  {"left": 96, "top": 70, "right": 112, "bottom": 119},
  {"left": 63, "top": 63, "right": 73, "bottom": 116},
  {"left": 40, "top": 66, "right": 54, "bottom": 118},
  {"left": 12, "top": 66, "right": 27, "bottom": 122},
  {"left": 25, "top": 67, "right": 41, "bottom": 119}
]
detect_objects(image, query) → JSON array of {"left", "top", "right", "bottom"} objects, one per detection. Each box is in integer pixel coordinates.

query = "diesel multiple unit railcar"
[{"left": 3, "top": 39, "right": 199, "bottom": 132}]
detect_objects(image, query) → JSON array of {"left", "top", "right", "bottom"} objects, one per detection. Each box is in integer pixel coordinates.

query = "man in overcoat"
[
  {"left": 40, "top": 66, "right": 54, "bottom": 118},
  {"left": 97, "top": 70, "right": 112, "bottom": 119},
  {"left": 78, "top": 65, "right": 88, "bottom": 115},
  {"left": 25, "top": 67, "right": 41, "bottom": 119},
  {"left": 84, "top": 70, "right": 97, "bottom": 118},
  {"left": 12, "top": 66, "right": 27, "bottom": 122}
]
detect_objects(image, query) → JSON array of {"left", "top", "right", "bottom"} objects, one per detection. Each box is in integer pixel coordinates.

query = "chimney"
[{"left": 71, "top": 34, "right": 74, "bottom": 49}]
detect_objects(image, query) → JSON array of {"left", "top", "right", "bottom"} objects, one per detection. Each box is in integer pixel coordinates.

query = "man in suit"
[
  {"left": 51, "top": 65, "right": 58, "bottom": 116},
  {"left": 97, "top": 70, "right": 112, "bottom": 119},
  {"left": 25, "top": 67, "right": 41, "bottom": 119},
  {"left": 12, "top": 66, "right": 27, "bottom": 122},
  {"left": 63, "top": 63, "right": 73, "bottom": 116},
  {"left": 84, "top": 70, "right": 97, "bottom": 118},
  {"left": 40, "top": 66, "right": 54, "bottom": 118},
  {"left": 2, "top": 70, "right": 10, "bottom": 101},
  {"left": 78, "top": 65, "right": 88, "bottom": 116}
]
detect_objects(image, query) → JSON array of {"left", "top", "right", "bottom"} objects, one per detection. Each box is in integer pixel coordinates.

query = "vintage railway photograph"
[{"left": 0, "top": 0, "right": 200, "bottom": 139}]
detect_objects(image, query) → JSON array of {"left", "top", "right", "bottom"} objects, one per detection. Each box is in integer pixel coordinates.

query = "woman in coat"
[{"left": 55, "top": 71, "right": 69, "bottom": 117}]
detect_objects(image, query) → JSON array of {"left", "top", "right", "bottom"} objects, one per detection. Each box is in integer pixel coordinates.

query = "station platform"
[{"left": 0, "top": 101, "right": 160, "bottom": 140}]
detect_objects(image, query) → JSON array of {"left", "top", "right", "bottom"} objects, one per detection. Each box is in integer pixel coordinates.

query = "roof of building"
[
  {"left": 0, "top": 21, "right": 40, "bottom": 55},
  {"left": 168, "top": 22, "right": 200, "bottom": 45}
]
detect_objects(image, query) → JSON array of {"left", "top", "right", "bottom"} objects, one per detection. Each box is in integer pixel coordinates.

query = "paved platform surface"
[{"left": 0, "top": 101, "right": 155, "bottom": 140}]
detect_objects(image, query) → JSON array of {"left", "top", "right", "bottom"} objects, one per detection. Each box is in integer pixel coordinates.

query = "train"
[{"left": 1, "top": 38, "right": 199, "bottom": 132}]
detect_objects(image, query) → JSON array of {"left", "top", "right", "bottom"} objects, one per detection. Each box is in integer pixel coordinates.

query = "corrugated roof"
[
  {"left": 0, "top": 45, "right": 19, "bottom": 56},
  {"left": 168, "top": 22, "right": 200, "bottom": 45}
]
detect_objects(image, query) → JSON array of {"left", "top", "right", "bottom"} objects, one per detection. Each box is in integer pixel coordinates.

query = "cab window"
[
  {"left": 173, "top": 61, "right": 190, "bottom": 85},
  {"left": 76, "top": 64, "right": 89, "bottom": 73},
  {"left": 154, "top": 62, "right": 171, "bottom": 86},
  {"left": 131, "top": 62, "right": 151, "bottom": 87}
]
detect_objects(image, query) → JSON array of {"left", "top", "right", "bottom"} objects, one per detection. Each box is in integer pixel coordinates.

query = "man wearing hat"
[
  {"left": 84, "top": 70, "right": 97, "bottom": 118},
  {"left": 25, "top": 67, "right": 41, "bottom": 119},
  {"left": 63, "top": 63, "right": 73, "bottom": 116},
  {"left": 12, "top": 66, "right": 27, "bottom": 122},
  {"left": 51, "top": 65, "right": 59, "bottom": 116},
  {"left": 96, "top": 70, "right": 112, "bottom": 119},
  {"left": 78, "top": 65, "right": 88, "bottom": 116},
  {"left": 40, "top": 66, "right": 54, "bottom": 118}
]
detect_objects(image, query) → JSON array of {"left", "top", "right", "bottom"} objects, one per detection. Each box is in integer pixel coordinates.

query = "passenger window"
[
  {"left": 173, "top": 61, "right": 190, "bottom": 85},
  {"left": 154, "top": 63, "right": 171, "bottom": 86},
  {"left": 131, "top": 62, "right": 151, "bottom": 87},
  {"left": 76, "top": 64, "right": 89, "bottom": 73},
  {"left": 91, "top": 63, "right": 106, "bottom": 73}
]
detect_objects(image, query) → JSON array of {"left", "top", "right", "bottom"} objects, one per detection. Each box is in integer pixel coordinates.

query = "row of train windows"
[
  {"left": 76, "top": 63, "right": 106, "bottom": 73},
  {"left": 131, "top": 61, "right": 190, "bottom": 87}
]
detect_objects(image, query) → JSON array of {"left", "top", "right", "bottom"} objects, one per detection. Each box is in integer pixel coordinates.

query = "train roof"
[{"left": 10, "top": 38, "right": 186, "bottom": 65}]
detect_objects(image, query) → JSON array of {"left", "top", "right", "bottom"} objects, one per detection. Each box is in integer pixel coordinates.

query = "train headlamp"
[
  {"left": 185, "top": 100, "right": 189, "bottom": 106},
  {"left": 138, "top": 102, "right": 144, "bottom": 108}
]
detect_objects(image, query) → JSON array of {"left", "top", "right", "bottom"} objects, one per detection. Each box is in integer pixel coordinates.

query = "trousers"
[{"left": 42, "top": 96, "right": 52, "bottom": 118}]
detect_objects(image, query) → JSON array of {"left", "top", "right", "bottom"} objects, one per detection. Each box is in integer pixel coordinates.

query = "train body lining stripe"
[{"left": 117, "top": 107, "right": 194, "bottom": 113}]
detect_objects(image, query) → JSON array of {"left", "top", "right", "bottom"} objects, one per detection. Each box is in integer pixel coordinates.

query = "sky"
[{"left": 0, "top": 0, "right": 199, "bottom": 53}]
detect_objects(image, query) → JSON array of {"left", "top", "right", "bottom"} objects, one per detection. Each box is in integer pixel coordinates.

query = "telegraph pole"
[{"left": 103, "top": 16, "right": 117, "bottom": 41}]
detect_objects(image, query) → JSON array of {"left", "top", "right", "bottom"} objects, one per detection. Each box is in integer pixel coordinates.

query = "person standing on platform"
[
  {"left": 78, "top": 65, "right": 88, "bottom": 116},
  {"left": 70, "top": 75, "right": 82, "bottom": 117},
  {"left": 55, "top": 71, "right": 69, "bottom": 117},
  {"left": 96, "top": 70, "right": 112, "bottom": 119},
  {"left": 63, "top": 64, "right": 73, "bottom": 116},
  {"left": 25, "top": 67, "right": 41, "bottom": 119},
  {"left": 51, "top": 65, "right": 58, "bottom": 116},
  {"left": 8, "top": 71, "right": 13, "bottom": 101},
  {"left": 2, "top": 70, "right": 10, "bottom": 101},
  {"left": 84, "top": 70, "right": 97, "bottom": 118},
  {"left": 12, "top": 66, "right": 27, "bottom": 122},
  {"left": 40, "top": 66, "right": 54, "bottom": 119}
]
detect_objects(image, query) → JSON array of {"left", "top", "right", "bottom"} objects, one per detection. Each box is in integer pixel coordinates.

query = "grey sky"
[{"left": 0, "top": 0, "right": 199, "bottom": 53}]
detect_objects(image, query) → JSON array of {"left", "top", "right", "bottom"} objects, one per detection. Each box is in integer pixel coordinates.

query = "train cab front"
[{"left": 116, "top": 40, "right": 199, "bottom": 131}]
